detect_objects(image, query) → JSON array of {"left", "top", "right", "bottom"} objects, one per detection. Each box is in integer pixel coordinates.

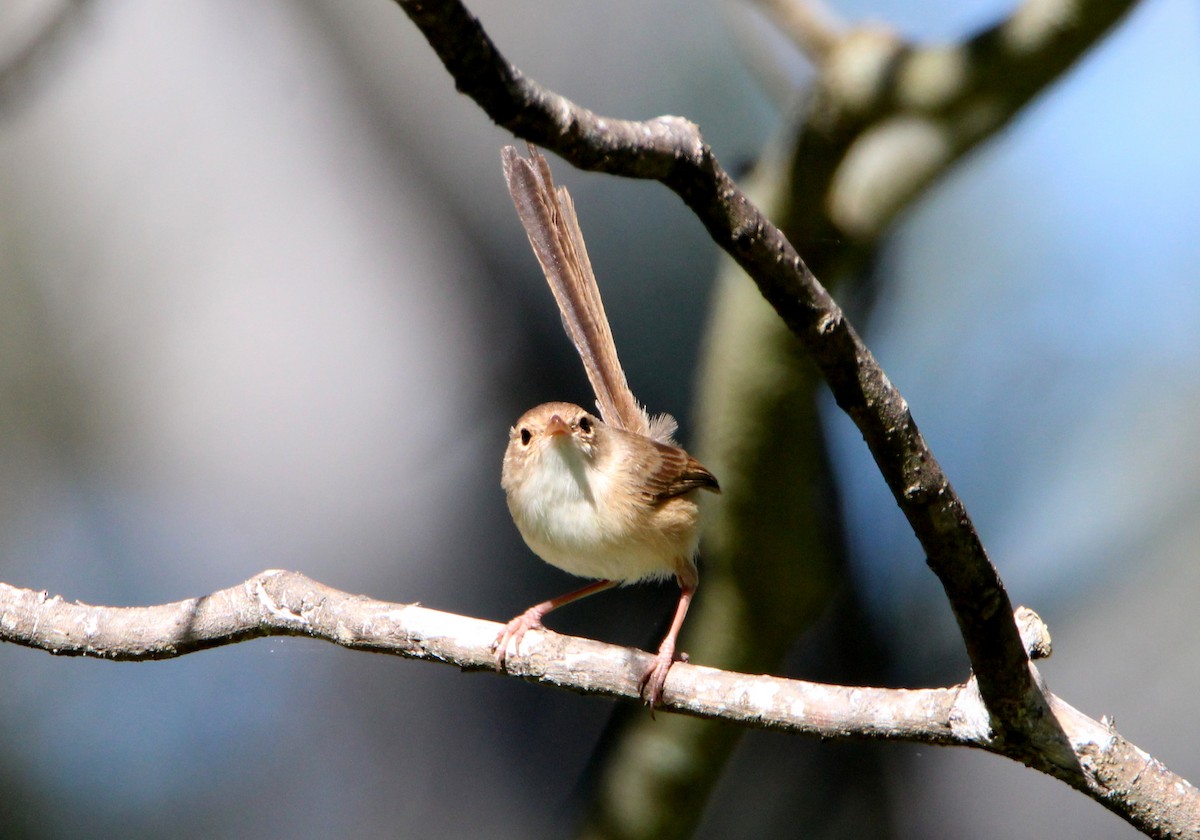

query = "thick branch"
[
  {"left": 393, "top": 0, "right": 1033, "bottom": 736},
  {"left": 1, "top": 572, "right": 1196, "bottom": 835}
]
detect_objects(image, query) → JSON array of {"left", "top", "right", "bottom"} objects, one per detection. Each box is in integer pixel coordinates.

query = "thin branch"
[
  {"left": 394, "top": 0, "right": 1034, "bottom": 740},
  {"left": 1, "top": 572, "right": 1196, "bottom": 836},
  {"left": 0, "top": 571, "right": 961, "bottom": 737},
  {"left": 752, "top": 0, "right": 845, "bottom": 65}
]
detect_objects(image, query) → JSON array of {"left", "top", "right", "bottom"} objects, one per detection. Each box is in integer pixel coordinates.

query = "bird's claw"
[
  {"left": 492, "top": 611, "right": 543, "bottom": 672},
  {"left": 639, "top": 648, "right": 685, "bottom": 713}
]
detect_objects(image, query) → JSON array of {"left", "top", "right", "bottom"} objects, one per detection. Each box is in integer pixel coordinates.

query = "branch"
[
  {"left": 389, "top": 3, "right": 1195, "bottom": 834},
  {"left": 752, "top": 0, "right": 845, "bottom": 65},
  {"left": 1, "top": 572, "right": 1196, "bottom": 835},
  {"left": 648, "top": 3, "right": 1139, "bottom": 835},
  {"left": 394, "top": 0, "right": 1033, "bottom": 740},
  {"left": 0, "top": 571, "right": 955, "bottom": 735},
  {"left": 783, "top": 0, "right": 1141, "bottom": 256}
]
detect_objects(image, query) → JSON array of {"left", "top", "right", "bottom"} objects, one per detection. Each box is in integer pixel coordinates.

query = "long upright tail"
[{"left": 501, "top": 145, "right": 677, "bottom": 443}]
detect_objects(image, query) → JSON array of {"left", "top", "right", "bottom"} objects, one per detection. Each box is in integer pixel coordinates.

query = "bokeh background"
[{"left": 0, "top": 0, "right": 1196, "bottom": 837}]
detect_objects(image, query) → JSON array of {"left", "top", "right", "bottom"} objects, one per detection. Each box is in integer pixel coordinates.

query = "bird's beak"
[{"left": 545, "top": 414, "right": 570, "bottom": 437}]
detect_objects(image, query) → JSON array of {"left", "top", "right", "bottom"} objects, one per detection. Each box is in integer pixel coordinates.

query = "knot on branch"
[
  {"left": 249, "top": 570, "right": 313, "bottom": 628},
  {"left": 1014, "top": 605, "right": 1051, "bottom": 660}
]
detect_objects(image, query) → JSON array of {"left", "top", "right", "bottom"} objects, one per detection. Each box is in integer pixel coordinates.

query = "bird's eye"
[
  {"left": 520, "top": 428, "right": 532, "bottom": 446},
  {"left": 578, "top": 416, "right": 592, "bottom": 433}
]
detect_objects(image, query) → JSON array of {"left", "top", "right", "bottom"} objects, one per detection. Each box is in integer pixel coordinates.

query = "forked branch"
[
  {"left": 388, "top": 1, "right": 1195, "bottom": 834},
  {"left": 394, "top": 0, "right": 1031, "bottom": 738}
]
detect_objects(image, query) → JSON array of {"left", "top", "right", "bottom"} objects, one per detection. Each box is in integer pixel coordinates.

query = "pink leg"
[
  {"left": 639, "top": 579, "right": 696, "bottom": 709},
  {"left": 493, "top": 579, "right": 617, "bottom": 671}
]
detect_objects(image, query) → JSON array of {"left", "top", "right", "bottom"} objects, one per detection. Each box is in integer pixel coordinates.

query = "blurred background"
[{"left": 0, "top": 0, "right": 1196, "bottom": 837}]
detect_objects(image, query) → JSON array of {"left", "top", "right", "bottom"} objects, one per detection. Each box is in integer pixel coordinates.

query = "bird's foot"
[
  {"left": 492, "top": 609, "right": 545, "bottom": 672},
  {"left": 639, "top": 647, "right": 687, "bottom": 712}
]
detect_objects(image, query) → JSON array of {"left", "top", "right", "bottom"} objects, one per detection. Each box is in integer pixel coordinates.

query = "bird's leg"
[
  {"left": 639, "top": 577, "right": 696, "bottom": 710},
  {"left": 493, "top": 579, "right": 617, "bottom": 670}
]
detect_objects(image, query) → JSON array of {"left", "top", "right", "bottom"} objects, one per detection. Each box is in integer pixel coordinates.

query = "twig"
[{"left": 752, "top": 0, "right": 845, "bottom": 64}]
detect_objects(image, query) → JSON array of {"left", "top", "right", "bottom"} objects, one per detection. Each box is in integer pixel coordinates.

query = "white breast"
[{"left": 505, "top": 438, "right": 680, "bottom": 583}]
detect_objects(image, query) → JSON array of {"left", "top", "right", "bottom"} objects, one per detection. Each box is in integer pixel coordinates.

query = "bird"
[{"left": 494, "top": 145, "right": 720, "bottom": 708}]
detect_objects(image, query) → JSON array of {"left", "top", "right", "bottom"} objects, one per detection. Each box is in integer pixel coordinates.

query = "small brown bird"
[{"left": 495, "top": 146, "right": 719, "bottom": 707}]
